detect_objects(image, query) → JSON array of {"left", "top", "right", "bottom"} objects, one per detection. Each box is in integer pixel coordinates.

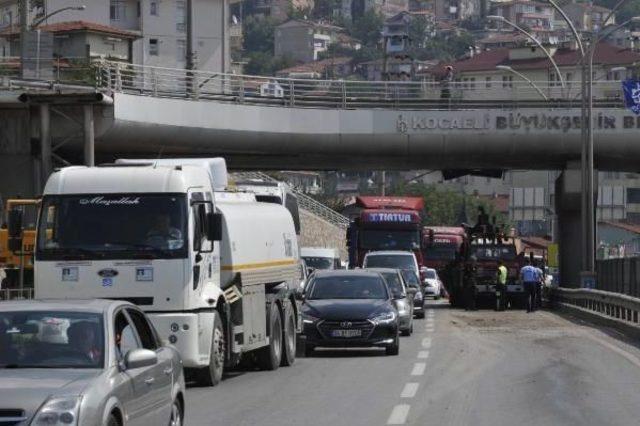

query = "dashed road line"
[
  {"left": 411, "top": 362, "right": 426, "bottom": 376},
  {"left": 387, "top": 404, "right": 410, "bottom": 425},
  {"left": 400, "top": 382, "right": 419, "bottom": 398},
  {"left": 421, "top": 337, "right": 432, "bottom": 348},
  {"left": 417, "top": 350, "right": 430, "bottom": 359}
]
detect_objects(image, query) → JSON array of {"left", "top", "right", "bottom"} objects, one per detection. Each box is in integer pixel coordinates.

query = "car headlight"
[
  {"left": 302, "top": 312, "right": 320, "bottom": 324},
  {"left": 370, "top": 311, "right": 396, "bottom": 325},
  {"left": 32, "top": 396, "right": 82, "bottom": 426}
]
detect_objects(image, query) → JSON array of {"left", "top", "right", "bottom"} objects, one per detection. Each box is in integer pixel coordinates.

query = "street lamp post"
[
  {"left": 30, "top": 5, "right": 86, "bottom": 29},
  {"left": 496, "top": 65, "right": 549, "bottom": 100},
  {"left": 487, "top": 15, "right": 566, "bottom": 90}
]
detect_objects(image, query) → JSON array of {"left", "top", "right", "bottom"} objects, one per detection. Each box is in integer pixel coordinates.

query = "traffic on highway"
[{"left": 1, "top": 158, "right": 640, "bottom": 425}]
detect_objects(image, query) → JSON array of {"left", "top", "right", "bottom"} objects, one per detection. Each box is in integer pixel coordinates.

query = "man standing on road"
[
  {"left": 495, "top": 260, "right": 508, "bottom": 311},
  {"left": 520, "top": 258, "right": 539, "bottom": 312}
]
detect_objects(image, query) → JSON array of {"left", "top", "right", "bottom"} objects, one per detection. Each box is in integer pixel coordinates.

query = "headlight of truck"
[
  {"left": 32, "top": 396, "right": 82, "bottom": 426},
  {"left": 370, "top": 311, "right": 396, "bottom": 325},
  {"left": 302, "top": 312, "right": 320, "bottom": 324}
]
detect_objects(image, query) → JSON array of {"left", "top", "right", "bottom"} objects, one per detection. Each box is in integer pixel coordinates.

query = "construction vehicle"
[
  {"left": 422, "top": 226, "right": 468, "bottom": 306},
  {"left": 24, "top": 158, "right": 300, "bottom": 387},
  {"left": 0, "top": 199, "right": 39, "bottom": 289}
]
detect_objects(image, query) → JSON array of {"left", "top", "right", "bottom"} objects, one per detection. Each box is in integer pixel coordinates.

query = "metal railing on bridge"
[
  {"left": 554, "top": 287, "right": 640, "bottom": 327},
  {"left": 231, "top": 171, "right": 350, "bottom": 229},
  {"left": 94, "top": 60, "right": 626, "bottom": 110},
  {"left": 0, "top": 288, "right": 34, "bottom": 301},
  {"left": 596, "top": 257, "right": 640, "bottom": 298}
]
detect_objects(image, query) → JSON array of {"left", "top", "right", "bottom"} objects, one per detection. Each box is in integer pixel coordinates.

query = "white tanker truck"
[{"left": 31, "top": 158, "right": 301, "bottom": 386}]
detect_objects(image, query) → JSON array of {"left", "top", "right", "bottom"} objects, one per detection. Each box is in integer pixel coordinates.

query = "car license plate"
[{"left": 331, "top": 329, "right": 362, "bottom": 338}]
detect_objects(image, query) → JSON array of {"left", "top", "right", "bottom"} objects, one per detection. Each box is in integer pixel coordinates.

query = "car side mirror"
[
  {"left": 207, "top": 212, "right": 223, "bottom": 242},
  {"left": 124, "top": 348, "right": 158, "bottom": 370},
  {"left": 7, "top": 208, "right": 23, "bottom": 253},
  {"left": 294, "top": 287, "right": 305, "bottom": 301}
]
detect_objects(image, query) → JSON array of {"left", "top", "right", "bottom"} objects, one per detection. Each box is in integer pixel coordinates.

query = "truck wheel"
[
  {"left": 257, "top": 303, "right": 282, "bottom": 370},
  {"left": 194, "top": 313, "right": 225, "bottom": 387},
  {"left": 281, "top": 303, "right": 296, "bottom": 367}
]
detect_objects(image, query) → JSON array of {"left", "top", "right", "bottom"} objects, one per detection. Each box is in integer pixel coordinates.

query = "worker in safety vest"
[{"left": 495, "top": 260, "right": 508, "bottom": 311}]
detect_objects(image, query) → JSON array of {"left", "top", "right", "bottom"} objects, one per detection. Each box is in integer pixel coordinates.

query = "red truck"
[
  {"left": 422, "top": 226, "right": 467, "bottom": 305},
  {"left": 347, "top": 196, "right": 425, "bottom": 270}
]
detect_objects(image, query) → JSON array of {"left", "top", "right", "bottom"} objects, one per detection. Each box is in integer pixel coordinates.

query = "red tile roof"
[
  {"left": 38, "top": 21, "right": 140, "bottom": 38},
  {"left": 427, "top": 42, "right": 640, "bottom": 76}
]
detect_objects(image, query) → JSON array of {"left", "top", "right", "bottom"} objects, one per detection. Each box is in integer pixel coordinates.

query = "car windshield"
[
  {"left": 401, "top": 270, "right": 420, "bottom": 286},
  {"left": 471, "top": 245, "right": 517, "bottom": 261},
  {"left": 360, "top": 230, "right": 420, "bottom": 250},
  {"left": 379, "top": 272, "right": 405, "bottom": 298},
  {"left": 365, "top": 254, "right": 416, "bottom": 271},
  {"left": 0, "top": 311, "right": 104, "bottom": 369},
  {"left": 37, "top": 194, "right": 187, "bottom": 260},
  {"left": 303, "top": 256, "right": 334, "bottom": 270},
  {"left": 308, "top": 275, "right": 388, "bottom": 300},
  {"left": 425, "top": 270, "right": 437, "bottom": 279}
]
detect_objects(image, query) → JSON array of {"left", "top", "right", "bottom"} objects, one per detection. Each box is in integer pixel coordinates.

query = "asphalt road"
[{"left": 186, "top": 301, "right": 640, "bottom": 426}]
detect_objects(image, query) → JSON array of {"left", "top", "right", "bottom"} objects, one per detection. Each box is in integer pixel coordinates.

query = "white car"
[
  {"left": 422, "top": 268, "right": 443, "bottom": 299},
  {"left": 362, "top": 251, "right": 420, "bottom": 279}
]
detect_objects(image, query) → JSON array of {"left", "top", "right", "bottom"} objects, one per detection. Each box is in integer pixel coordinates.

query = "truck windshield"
[
  {"left": 424, "top": 245, "right": 458, "bottom": 260},
  {"left": 360, "top": 230, "right": 420, "bottom": 251},
  {"left": 302, "top": 256, "right": 334, "bottom": 270},
  {"left": 471, "top": 245, "right": 517, "bottom": 261},
  {"left": 364, "top": 254, "right": 416, "bottom": 271},
  {"left": 36, "top": 194, "right": 187, "bottom": 260}
]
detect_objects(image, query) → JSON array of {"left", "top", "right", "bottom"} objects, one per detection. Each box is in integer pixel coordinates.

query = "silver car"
[
  {"left": 366, "top": 268, "right": 415, "bottom": 336},
  {"left": 0, "top": 299, "right": 185, "bottom": 426}
]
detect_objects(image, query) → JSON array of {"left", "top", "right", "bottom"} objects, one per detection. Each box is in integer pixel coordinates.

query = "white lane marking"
[
  {"left": 411, "top": 362, "right": 426, "bottom": 376},
  {"left": 421, "top": 337, "right": 432, "bottom": 348},
  {"left": 425, "top": 327, "right": 435, "bottom": 333},
  {"left": 387, "top": 404, "right": 410, "bottom": 425},
  {"left": 417, "top": 350, "right": 430, "bottom": 359},
  {"left": 401, "top": 382, "right": 419, "bottom": 398}
]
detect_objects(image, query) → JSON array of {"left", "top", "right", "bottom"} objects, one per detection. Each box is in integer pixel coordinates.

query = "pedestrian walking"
[
  {"left": 495, "top": 260, "right": 508, "bottom": 311},
  {"left": 520, "top": 258, "right": 539, "bottom": 312},
  {"left": 440, "top": 66, "right": 454, "bottom": 100},
  {"left": 534, "top": 261, "right": 544, "bottom": 309}
]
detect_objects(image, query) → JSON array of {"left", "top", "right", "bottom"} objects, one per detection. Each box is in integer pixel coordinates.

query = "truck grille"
[
  {"left": 0, "top": 409, "right": 27, "bottom": 426},
  {"left": 317, "top": 320, "right": 375, "bottom": 339}
]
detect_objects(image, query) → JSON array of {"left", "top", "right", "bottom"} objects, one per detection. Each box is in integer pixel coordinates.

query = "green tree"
[
  {"left": 243, "top": 15, "right": 277, "bottom": 53},
  {"left": 349, "top": 9, "right": 384, "bottom": 47}
]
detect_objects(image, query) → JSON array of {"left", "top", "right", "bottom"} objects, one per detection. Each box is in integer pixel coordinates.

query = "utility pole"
[
  {"left": 186, "top": 0, "right": 194, "bottom": 70},
  {"left": 20, "top": 0, "right": 28, "bottom": 77}
]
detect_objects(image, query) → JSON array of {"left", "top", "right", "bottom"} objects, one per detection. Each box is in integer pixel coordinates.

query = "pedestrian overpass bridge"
[{"left": 4, "top": 61, "right": 640, "bottom": 171}]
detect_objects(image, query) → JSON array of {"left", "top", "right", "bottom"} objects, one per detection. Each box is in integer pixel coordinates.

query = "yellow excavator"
[{"left": 0, "top": 198, "right": 40, "bottom": 289}]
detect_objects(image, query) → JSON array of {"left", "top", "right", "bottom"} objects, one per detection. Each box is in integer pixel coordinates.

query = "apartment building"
[
  {"left": 0, "top": 0, "right": 231, "bottom": 72},
  {"left": 561, "top": 2, "right": 614, "bottom": 32},
  {"left": 274, "top": 19, "right": 344, "bottom": 63}
]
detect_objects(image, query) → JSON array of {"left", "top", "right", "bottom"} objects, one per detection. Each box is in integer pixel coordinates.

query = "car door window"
[
  {"left": 115, "top": 311, "right": 140, "bottom": 358},
  {"left": 126, "top": 309, "right": 158, "bottom": 350}
]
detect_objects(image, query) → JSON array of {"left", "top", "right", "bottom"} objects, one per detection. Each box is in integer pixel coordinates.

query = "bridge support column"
[{"left": 555, "top": 163, "right": 598, "bottom": 287}]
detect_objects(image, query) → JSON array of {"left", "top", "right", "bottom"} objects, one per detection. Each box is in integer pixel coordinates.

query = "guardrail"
[
  {"left": 553, "top": 287, "right": 640, "bottom": 326},
  {"left": 231, "top": 171, "right": 350, "bottom": 229},
  {"left": 94, "top": 60, "right": 626, "bottom": 110},
  {"left": 0, "top": 288, "right": 34, "bottom": 301},
  {"left": 596, "top": 257, "right": 640, "bottom": 298}
]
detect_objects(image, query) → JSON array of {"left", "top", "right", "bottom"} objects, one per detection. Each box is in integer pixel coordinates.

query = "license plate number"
[{"left": 331, "top": 329, "right": 362, "bottom": 338}]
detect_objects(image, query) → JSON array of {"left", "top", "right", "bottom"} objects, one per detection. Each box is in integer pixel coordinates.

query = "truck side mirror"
[
  {"left": 7, "top": 208, "right": 23, "bottom": 253},
  {"left": 207, "top": 212, "right": 223, "bottom": 242}
]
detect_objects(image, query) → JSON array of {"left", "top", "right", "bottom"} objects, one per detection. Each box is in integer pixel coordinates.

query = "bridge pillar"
[{"left": 555, "top": 163, "right": 597, "bottom": 287}]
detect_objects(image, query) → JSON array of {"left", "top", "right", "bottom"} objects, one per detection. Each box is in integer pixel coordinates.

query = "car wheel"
[
  {"left": 280, "top": 302, "right": 296, "bottom": 367},
  {"left": 169, "top": 399, "right": 183, "bottom": 426},
  {"left": 257, "top": 302, "right": 282, "bottom": 370},
  {"left": 386, "top": 335, "right": 400, "bottom": 356},
  {"left": 106, "top": 414, "right": 120, "bottom": 426},
  {"left": 304, "top": 343, "right": 315, "bottom": 357},
  {"left": 194, "top": 313, "right": 225, "bottom": 387}
]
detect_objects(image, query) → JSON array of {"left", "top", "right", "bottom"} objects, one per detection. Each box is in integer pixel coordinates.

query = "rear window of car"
[
  {"left": 380, "top": 272, "right": 405, "bottom": 298},
  {"left": 308, "top": 275, "right": 388, "bottom": 300},
  {"left": 364, "top": 254, "right": 416, "bottom": 270}
]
